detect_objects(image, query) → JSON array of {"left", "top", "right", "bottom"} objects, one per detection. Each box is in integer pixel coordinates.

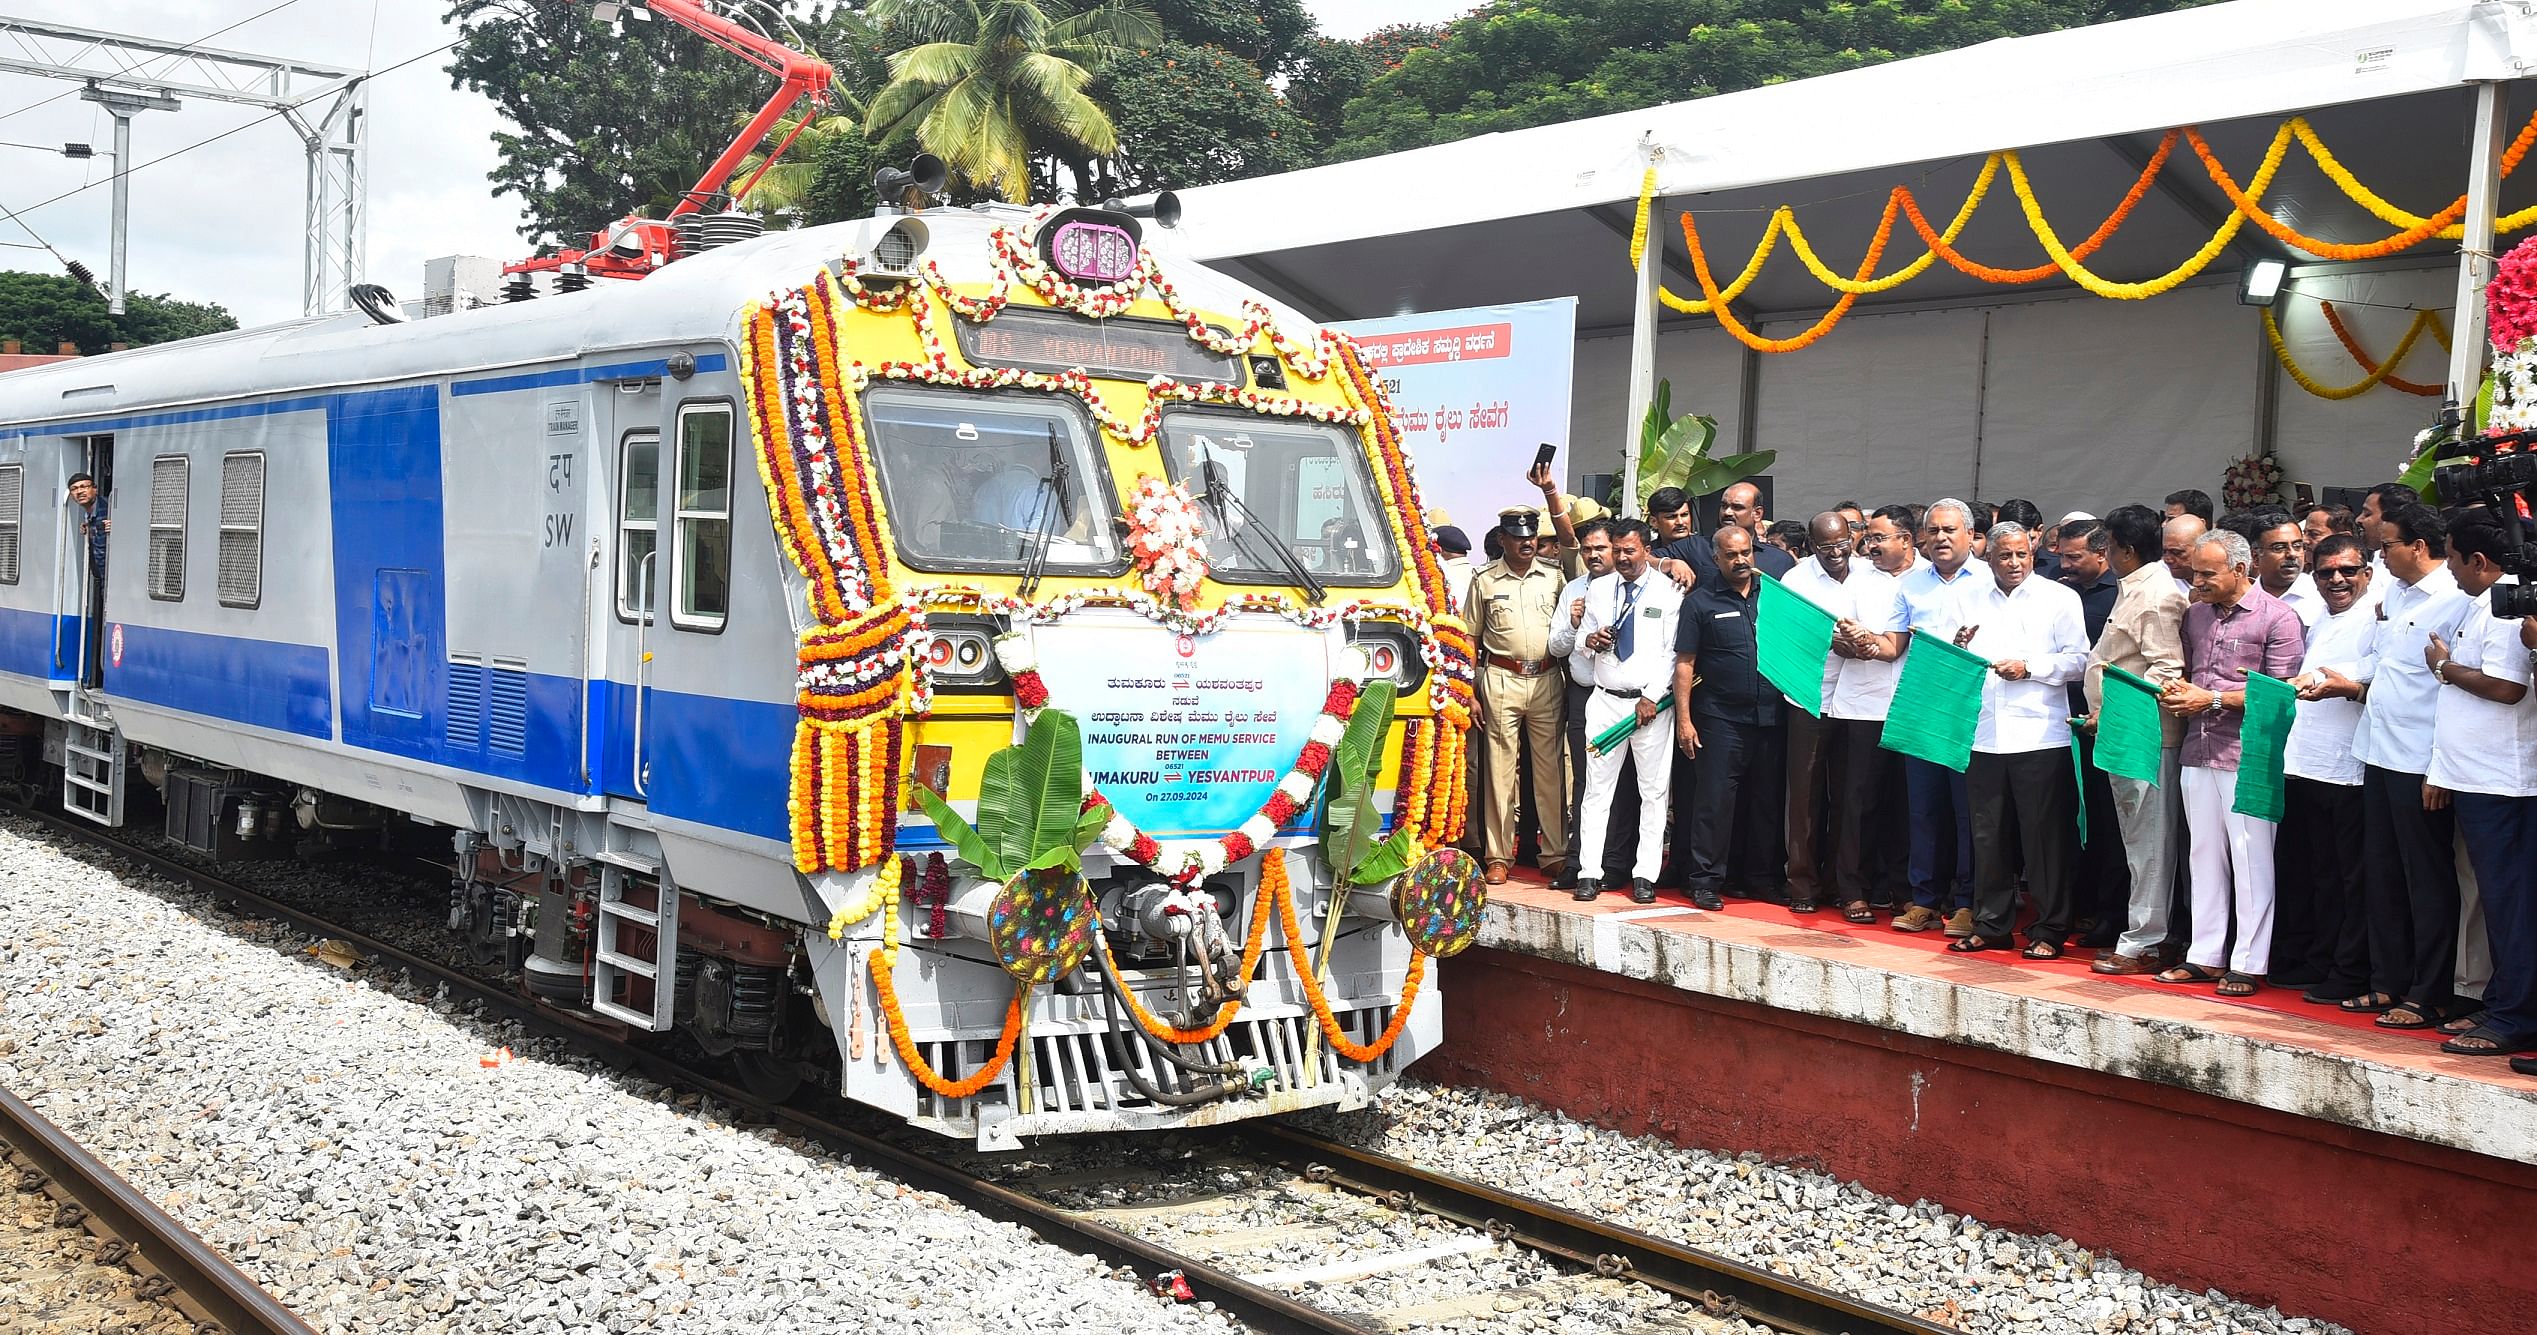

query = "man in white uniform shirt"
[
  {"left": 2314, "top": 502, "right": 2472, "bottom": 1026},
  {"left": 1570, "top": 520, "right": 1685, "bottom": 904},
  {"left": 1780, "top": 512, "right": 1908, "bottom": 920},
  {"left": 2279, "top": 536, "right": 2375, "bottom": 999},
  {"left": 1894, "top": 499, "right": 1996, "bottom": 935},
  {"left": 2421, "top": 510, "right": 2537, "bottom": 1056},
  {"left": 1948, "top": 522, "right": 2092, "bottom": 958},
  {"left": 1550, "top": 519, "right": 1614, "bottom": 889}
]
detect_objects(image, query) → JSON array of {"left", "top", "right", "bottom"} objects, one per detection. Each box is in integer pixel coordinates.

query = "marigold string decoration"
[
  {"left": 1632, "top": 109, "right": 2537, "bottom": 352},
  {"left": 2264, "top": 302, "right": 2450, "bottom": 400}
]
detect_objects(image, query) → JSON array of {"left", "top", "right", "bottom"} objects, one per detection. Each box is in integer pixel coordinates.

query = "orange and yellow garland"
[{"left": 1634, "top": 109, "right": 2537, "bottom": 355}]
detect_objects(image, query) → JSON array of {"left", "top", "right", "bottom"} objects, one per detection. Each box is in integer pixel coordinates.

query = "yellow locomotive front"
[{"left": 739, "top": 201, "right": 1483, "bottom": 1145}]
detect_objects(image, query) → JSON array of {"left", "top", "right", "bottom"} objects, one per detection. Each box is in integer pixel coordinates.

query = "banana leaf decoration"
[{"left": 1634, "top": 377, "right": 1775, "bottom": 508}]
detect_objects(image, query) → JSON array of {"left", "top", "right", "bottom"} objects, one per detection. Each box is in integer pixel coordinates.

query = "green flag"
[
  {"left": 2092, "top": 665, "right": 2166, "bottom": 785},
  {"left": 1756, "top": 573, "right": 1837, "bottom": 718},
  {"left": 2069, "top": 734, "right": 2089, "bottom": 845},
  {"left": 1880, "top": 629, "right": 1991, "bottom": 772},
  {"left": 2233, "top": 672, "right": 2297, "bottom": 822},
  {"left": 1590, "top": 693, "right": 1673, "bottom": 754}
]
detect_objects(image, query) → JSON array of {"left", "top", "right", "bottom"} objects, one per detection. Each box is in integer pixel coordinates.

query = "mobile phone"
[{"left": 1533, "top": 442, "right": 1557, "bottom": 471}]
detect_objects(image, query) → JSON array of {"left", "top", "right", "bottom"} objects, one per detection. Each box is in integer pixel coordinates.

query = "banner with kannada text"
[{"left": 1336, "top": 298, "right": 1577, "bottom": 542}]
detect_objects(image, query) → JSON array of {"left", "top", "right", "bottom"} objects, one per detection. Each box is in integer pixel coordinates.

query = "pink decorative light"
[{"left": 1048, "top": 220, "right": 1137, "bottom": 285}]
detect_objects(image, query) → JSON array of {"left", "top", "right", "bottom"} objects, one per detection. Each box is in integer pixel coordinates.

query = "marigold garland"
[
  {"left": 871, "top": 951, "right": 1028, "bottom": 1100},
  {"left": 1267, "top": 849, "right": 1427, "bottom": 1063},
  {"left": 1632, "top": 109, "right": 2537, "bottom": 351},
  {"left": 2266, "top": 303, "right": 2449, "bottom": 400}
]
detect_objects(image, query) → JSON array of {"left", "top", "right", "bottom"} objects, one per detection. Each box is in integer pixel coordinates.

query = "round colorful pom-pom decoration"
[
  {"left": 989, "top": 868, "right": 1098, "bottom": 984},
  {"left": 1391, "top": 846, "right": 1485, "bottom": 958}
]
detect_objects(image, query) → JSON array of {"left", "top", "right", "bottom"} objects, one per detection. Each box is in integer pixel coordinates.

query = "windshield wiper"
[
  {"left": 1200, "top": 459, "right": 1326, "bottom": 605},
  {"left": 1016, "top": 424, "right": 1071, "bottom": 600}
]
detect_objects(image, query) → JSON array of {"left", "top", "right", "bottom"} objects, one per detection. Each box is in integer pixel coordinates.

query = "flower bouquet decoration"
[
  {"left": 2221, "top": 453, "right": 2284, "bottom": 511},
  {"left": 1123, "top": 474, "right": 1210, "bottom": 609}
]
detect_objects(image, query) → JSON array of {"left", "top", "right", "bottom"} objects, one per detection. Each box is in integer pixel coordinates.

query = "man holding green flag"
[
  {"left": 1951, "top": 522, "right": 2092, "bottom": 959},
  {"left": 2155, "top": 530, "right": 2306, "bottom": 997},
  {"left": 2083, "top": 505, "right": 2190, "bottom": 976}
]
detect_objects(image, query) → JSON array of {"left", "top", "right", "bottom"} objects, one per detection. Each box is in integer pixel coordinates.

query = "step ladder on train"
[
  {"left": 590, "top": 850, "right": 679, "bottom": 1031},
  {"left": 60, "top": 708, "right": 124, "bottom": 827}
]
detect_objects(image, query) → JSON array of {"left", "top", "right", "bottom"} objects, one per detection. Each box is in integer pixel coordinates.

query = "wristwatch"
[
  {"left": 2432, "top": 657, "right": 2453, "bottom": 685},
  {"left": 2205, "top": 691, "right": 2224, "bottom": 716}
]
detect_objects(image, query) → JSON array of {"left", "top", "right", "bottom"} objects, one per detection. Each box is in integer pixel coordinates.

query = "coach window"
[
  {"left": 217, "top": 451, "right": 264, "bottom": 608},
  {"left": 861, "top": 387, "right": 1120, "bottom": 574},
  {"left": 147, "top": 454, "right": 187, "bottom": 602},
  {"left": 617, "top": 430, "right": 660, "bottom": 621},
  {"left": 671, "top": 403, "right": 732, "bottom": 631},
  {"left": 0, "top": 464, "right": 22, "bottom": 584}
]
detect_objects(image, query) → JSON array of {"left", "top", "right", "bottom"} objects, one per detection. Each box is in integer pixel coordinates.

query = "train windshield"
[
  {"left": 863, "top": 387, "right": 1122, "bottom": 573},
  {"left": 1156, "top": 412, "right": 1400, "bottom": 586}
]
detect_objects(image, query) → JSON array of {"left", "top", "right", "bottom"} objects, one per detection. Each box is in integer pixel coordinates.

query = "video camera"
[{"left": 2427, "top": 401, "right": 2537, "bottom": 618}]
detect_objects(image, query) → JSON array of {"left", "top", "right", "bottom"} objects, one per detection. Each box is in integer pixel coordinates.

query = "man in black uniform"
[
  {"left": 68, "top": 472, "right": 107, "bottom": 684},
  {"left": 1672, "top": 524, "right": 1784, "bottom": 910}
]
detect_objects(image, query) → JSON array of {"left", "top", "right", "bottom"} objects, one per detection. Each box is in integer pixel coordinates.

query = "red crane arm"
[{"left": 637, "top": 0, "right": 835, "bottom": 218}]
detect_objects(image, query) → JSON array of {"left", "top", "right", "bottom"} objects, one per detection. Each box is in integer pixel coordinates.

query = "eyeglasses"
[
  {"left": 1813, "top": 538, "right": 1855, "bottom": 556},
  {"left": 2315, "top": 564, "right": 2366, "bottom": 580}
]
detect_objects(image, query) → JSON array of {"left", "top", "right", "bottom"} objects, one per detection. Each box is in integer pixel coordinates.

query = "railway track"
[
  {"left": 12, "top": 805, "right": 1947, "bottom": 1335},
  {"left": 0, "top": 1080, "right": 317, "bottom": 1335}
]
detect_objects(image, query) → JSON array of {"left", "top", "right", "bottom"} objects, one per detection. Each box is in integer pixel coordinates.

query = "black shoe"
[
  {"left": 1629, "top": 878, "right": 1657, "bottom": 904},
  {"left": 1571, "top": 879, "right": 1602, "bottom": 902},
  {"left": 2301, "top": 983, "right": 2364, "bottom": 1004},
  {"left": 1548, "top": 867, "right": 1579, "bottom": 890},
  {"left": 1691, "top": 887, "right": 1725, "bottom": 911}
]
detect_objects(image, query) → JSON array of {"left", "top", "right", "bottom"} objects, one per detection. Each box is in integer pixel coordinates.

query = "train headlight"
[
  {"left": 921, "top": 616, "right": 1005, "bottom": 692},
  {"left": 1351, "top": 625, "right": 1427, "bottom": 693}
]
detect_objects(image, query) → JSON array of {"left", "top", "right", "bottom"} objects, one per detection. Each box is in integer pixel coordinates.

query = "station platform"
[{"left": 1425, "top": 877, "right": 2537, "bottom": 1335}]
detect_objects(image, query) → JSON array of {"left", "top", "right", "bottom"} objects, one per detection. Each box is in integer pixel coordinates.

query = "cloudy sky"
[{"left": 0, "top": 1, "right": 1477, "bottom": 328}]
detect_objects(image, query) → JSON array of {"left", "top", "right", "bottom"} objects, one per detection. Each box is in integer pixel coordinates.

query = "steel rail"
[
  {"left": 0, "top": 1082, "right": 318, "bottom": 1335},
  {"left": 1242, "top": 1123, "right": 1953, "bottom": 1335},
  {"left": 2, "top": 807, "right": 1365, "bottom": 1335},
  {"left": 20, "top": 806, "right": 1944, "bottom": 1335}
]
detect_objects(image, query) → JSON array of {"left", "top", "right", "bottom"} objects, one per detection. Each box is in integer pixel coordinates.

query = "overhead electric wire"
[
  {"left": 3, "top": 36, "right": 458, "bottom": 223},
  {"left": 0, "top": 0, "right": 307, "bottom": 130}
]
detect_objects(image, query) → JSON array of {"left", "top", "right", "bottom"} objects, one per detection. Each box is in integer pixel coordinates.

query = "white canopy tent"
[{"left": 1173, "top": 0, "right": 2537, "bottom": 519}]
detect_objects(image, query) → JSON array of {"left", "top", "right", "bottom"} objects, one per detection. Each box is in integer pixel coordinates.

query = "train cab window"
[
  {"left": 1154, "top": 413, "right": 1399, "bottom": 586},
  {"left": 147, "top": 455, "right": 187, "bottom": 601},
  {"left": 216, "top": 452, "right": 264, "bottom": 608},
  {"left": 671, "top": 404, "right": 732, "bottom": 631},
  {"left": 0, "top": 464, "right": 21, "bottom": 585},
  {"left": 861, "top": 387, "right": 1120, "bottom": 574},
  {"left": 617, "top": 431, "right": 660, "bottom": 621}
]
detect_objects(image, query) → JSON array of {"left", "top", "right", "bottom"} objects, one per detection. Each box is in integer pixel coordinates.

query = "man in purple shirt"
[{"left": 2156, "top": 530, "right": 2306, "bottom": 995}]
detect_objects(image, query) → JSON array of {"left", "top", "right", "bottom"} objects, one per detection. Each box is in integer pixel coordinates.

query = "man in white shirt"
[
  {"left": 2280, "top": 536, "right": 2375, "bottom": 999},
  {"left": 2314, "top": 502, "right": 2473, "bottom": 1025},
  {"left": 1894, "top": 499, "right": 1996, "bottom": 936},
  {"left": 2421, "top": 510, "right": 2537, "bottom": 1055},
  {"left": 1569, "top": 520, "right": 1685, "bottom": 903},
  {"left": 2161, "top": 514, "right": 2207, "bottom": 598},
  {"left": 2255, "top": 514, "right": 2324, "bottom": 631},
  {"left": 1780, "top": 512, "right": 1907, "bottom": 920},
  {"left": 1551, "top": 519, "right": 1615, "bottom": 889},
  {"left": 1948, "top": 522, "right": 2092, "bottom": 957}
]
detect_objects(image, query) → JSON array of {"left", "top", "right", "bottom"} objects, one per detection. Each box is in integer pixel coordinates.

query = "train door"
[
  {"left": 599, "top": 381, "right": 665, "bottom": 799},
  {"left": 52, "top": 435, "right": 111, "bottom": 688}
]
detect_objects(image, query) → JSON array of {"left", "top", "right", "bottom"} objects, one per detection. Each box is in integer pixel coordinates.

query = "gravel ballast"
[
  {"left": 0, "top": 818, "right": 1239, "bottom": 1335},
  {"left": 1302, "top": 1084, "right": 2350, "bottom": 1335}
]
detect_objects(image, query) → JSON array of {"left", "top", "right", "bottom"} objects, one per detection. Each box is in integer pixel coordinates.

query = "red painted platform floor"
[{"left": 1490, "top": 866, "right": 2536, "bottom": 1093}]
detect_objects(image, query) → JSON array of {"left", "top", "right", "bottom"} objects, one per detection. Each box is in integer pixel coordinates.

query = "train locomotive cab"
[{"left": 0, "top": 198, "right": 1480, "bottom": 1148}]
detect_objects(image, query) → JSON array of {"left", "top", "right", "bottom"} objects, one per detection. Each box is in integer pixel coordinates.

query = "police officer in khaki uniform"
[{"left": 1470, "top": 506, "right": 1571, "bottom": 885}]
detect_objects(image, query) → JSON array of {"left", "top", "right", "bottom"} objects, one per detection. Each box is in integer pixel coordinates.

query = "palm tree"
[
  {"left": 732, "top": 108, "right": 862, "bottom": 219},
  {"left": 864, "top": 0, "right": 1159, "bottom": 204}
]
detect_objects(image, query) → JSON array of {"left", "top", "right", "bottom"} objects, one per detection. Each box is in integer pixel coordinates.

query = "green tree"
[
  {"left": 0, "top": 272, "right": 236, "bottom": 354},
  {"left": 1086, "top": 39, "right": 1311, "bottom": 197},
  {"left": 1326, "top": 0, "right": 2220, "bottom": 162},
  {"left": 865, "top": 0, "right": 1159, "bottom": 204},
  {"left": 444, "top": 2, "right": 879, "bottom": 247}
]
